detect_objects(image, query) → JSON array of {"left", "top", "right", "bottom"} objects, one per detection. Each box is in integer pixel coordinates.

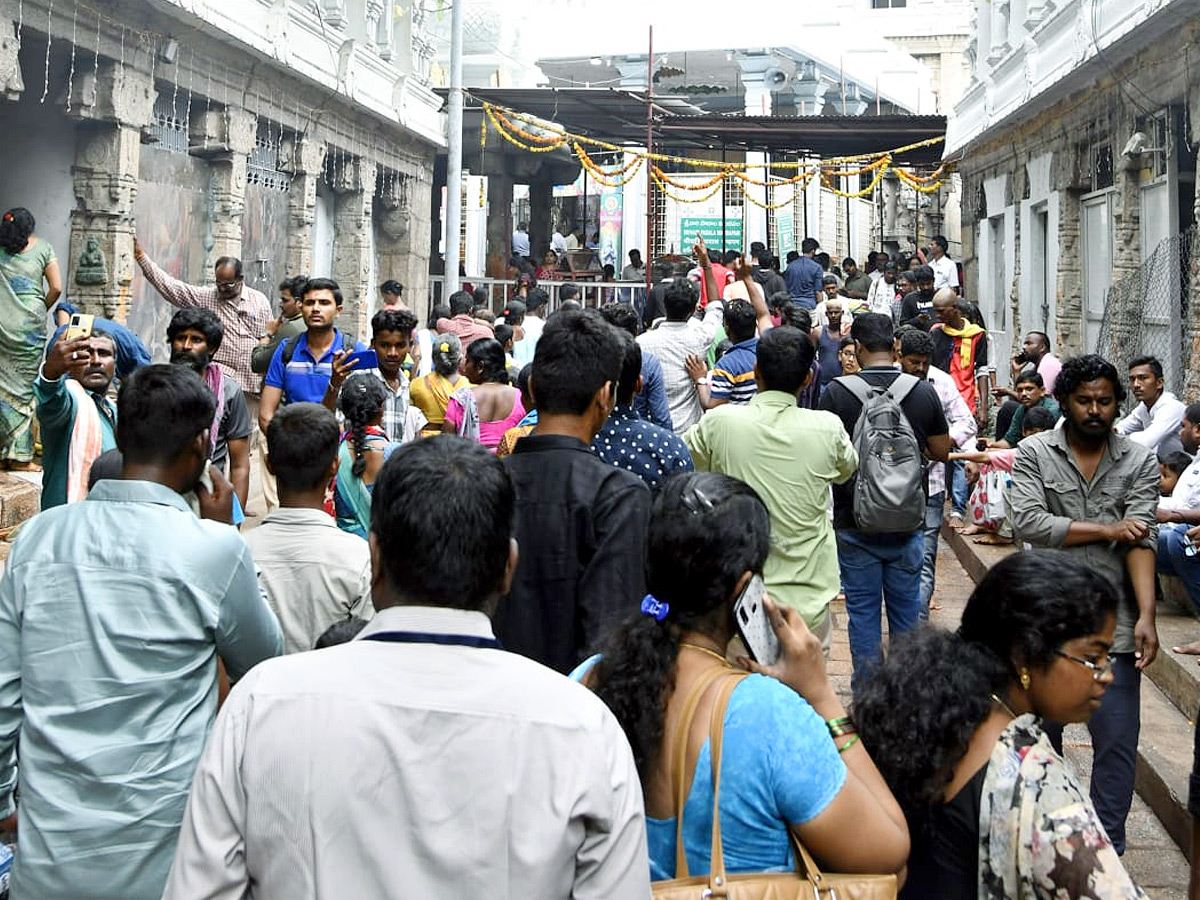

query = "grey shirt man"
[{"left": 1010, "top": 427, "right": 1158, "bottom": 653}]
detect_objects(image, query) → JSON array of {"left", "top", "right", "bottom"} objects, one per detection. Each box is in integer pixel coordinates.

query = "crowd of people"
[{"left": 0, "top": 202, "right": 1198, "bottom": 899}]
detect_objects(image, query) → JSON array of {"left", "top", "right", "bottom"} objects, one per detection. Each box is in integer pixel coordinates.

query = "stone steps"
[{"left": 942, "top": 523, "right": 1198, "bottom": 861}]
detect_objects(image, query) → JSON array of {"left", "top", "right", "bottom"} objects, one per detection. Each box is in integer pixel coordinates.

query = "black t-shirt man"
[{"left": 819, "top": 367, "right": 950, "bottom": 530}]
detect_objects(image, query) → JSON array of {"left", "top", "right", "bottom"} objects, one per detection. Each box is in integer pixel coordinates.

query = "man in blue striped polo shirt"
[
  {"left": 687, "top": 298, "right": 759, "bottom": 409},
  {"left": 257, "top": 277, "right": 366, "bottom": 435}
]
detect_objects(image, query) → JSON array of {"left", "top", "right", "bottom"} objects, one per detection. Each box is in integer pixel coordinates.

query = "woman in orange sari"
[{"left": 408, "top": 333, "right": 468, "bottom": 436}]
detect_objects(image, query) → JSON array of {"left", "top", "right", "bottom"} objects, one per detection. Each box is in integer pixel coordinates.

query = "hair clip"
[
  {"left": 2, "top": 213, "right": 12, "bottom": 223},
  {"left": 640, "top": 594, "right": 669, "bottom": 621},
  {"left": 439, "top": 342, "right": 449, "bottom": 353},
  {"left": 680, "top": 485, "right": 714, "bottom": 515}
]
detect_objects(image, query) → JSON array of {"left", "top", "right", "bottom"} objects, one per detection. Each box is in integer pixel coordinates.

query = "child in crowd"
[
  {"left": 951, "top": 405, "right": 1057, "bottom": 545},
  {"left": 1160, "top": 450, "right": 1192, "bottom": 499}
]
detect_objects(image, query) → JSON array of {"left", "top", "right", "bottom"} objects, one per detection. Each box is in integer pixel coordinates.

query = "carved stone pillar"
[
  {"left": 67, "top": 61, "right": 154, "bottom": 318},
  {"left": 376, "top": 171, "right": 412, "bottom": 299},
  {"left": 279, "top": 137, "right": 326, "bottom": 277},
  {"left": 0, "top": 19, "right": 24, "bottom": 101},
  {"left": 332, "top": 157, "right": 377, "bottom": 341},
  {"left": 200, "top": 107, "right": 257, "bottom": 269}
]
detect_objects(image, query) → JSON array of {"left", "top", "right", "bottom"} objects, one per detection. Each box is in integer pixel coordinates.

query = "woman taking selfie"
[
  {"left": 581, "top": 472, "right": 909, "bottom": 882},
  {"left": 855, "top": 551, "right": 1144, "bottom": 899}
]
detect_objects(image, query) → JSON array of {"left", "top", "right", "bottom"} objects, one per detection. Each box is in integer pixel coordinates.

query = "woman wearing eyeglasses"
[{"left": 855, "top": 550, "right": 1146, "bottom": 900}]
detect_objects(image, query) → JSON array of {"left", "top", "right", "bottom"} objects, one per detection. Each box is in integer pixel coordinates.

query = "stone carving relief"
[
  {"left": 0, "top": 25, "right": 23, "bottom": 101},
  {"left": 75, "top": 239, "right": 108, "bottom": 285}
]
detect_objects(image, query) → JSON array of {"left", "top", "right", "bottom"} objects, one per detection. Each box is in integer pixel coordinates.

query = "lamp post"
[{"left": 444, "top": 0, "right": 465, "bottom": 296}]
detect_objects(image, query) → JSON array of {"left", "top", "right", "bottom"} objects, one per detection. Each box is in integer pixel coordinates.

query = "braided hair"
[{"left": 337, "top": 372, "right": 389, "bottom": 478}]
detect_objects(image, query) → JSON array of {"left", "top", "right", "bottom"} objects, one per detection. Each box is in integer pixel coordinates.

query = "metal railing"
[{"left": 426, "top": 276, "right": 647, "bottom": 315}]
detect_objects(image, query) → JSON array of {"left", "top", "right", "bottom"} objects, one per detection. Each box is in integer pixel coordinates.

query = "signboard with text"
[{"left": 681, "top": 216, "right": 743, "bottom": 255}]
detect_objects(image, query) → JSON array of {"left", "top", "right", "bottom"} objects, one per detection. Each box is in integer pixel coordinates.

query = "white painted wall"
[
  {"left": 1018, "top": 153, "right": 1059, "bottom": 338},
  {"left": 313, "top": 183, "right": 336, "bottom": 278},
  {"left": 0, "top": 92, "right": 76, "bottom": 295}
]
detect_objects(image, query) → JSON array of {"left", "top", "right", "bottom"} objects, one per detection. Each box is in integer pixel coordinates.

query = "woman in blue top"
[{"left": 582, "top": 472, "right": 909, "bottom": 882}]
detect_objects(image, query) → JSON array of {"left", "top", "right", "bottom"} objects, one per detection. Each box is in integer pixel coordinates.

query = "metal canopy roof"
[{"left": 438, "top": 87, "right": 947, "bottom": 166}]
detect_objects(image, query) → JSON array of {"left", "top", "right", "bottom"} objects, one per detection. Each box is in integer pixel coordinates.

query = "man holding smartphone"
[
  {"left": 34, "top": 330, "right": 118, "bottom": 509},
  {"left": 257, "top": 278, "right": 366, "bottom": 435}
]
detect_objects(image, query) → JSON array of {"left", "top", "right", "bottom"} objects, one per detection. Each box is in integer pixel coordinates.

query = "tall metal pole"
[
  {"left": 444, "top": 0, "right": 465, "bottom": 296},
  {"left": 644, "top": 25, "right": 654, "bottom": 294}
]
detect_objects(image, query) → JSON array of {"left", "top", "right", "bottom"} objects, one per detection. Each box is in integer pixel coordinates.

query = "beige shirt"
[
  {"left": 162, "top": 605, "right": 650, "bottom": 900},
  {"left": 242, "top": 507, "right": 374, "bottom": 654}
]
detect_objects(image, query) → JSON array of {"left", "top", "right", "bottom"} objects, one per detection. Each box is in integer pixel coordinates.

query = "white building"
[{"left": 949, "top": 0, "right": 1199, "bottom": 392}]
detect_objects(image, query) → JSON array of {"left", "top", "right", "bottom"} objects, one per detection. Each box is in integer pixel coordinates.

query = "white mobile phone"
[{"left": 733, "top": 574, "right": 779, "bottom": 666}]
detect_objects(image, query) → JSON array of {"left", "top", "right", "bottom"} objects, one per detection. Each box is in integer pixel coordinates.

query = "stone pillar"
[
  {"left": 485, "top": 172, "right": 514, "bottom": 279},
  {"left": 528, "top": 179, "right": 552, "bottom": 261},
  {"left": 67, "top": 60, "right": 154, "bottom": 318},
  {"left": 202, "top": 107, "right": 257, "bottom": 270},
  {"left": 332, "top": 157, "right": 377, "bottom": 341},
  {"left": 0, "top": 18, "right": 24, "bottom": 101},
  {"left": 279, "top": 137, "right": 327, "bottom": 277}
]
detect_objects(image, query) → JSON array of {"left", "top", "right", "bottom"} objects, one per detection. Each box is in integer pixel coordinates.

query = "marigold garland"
[
  {"left": 477, "top": 101, "right": 952, "bottom": 196},
  {"left": 649, "top": 167, "right": 725, "bottom": 204}
]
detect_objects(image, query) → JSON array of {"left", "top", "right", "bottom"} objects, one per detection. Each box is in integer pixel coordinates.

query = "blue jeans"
[
  {"left": 1042, "top": 654, "right": 1141, "bottom": 855},
  {"left": 919, "top": 492, "right": 946, "bottom": 621},
  {"left": 1157, "top": 523, "right": 1200, "bottom": 615},
  {"left": 950, "top": 459, "right": 969, "bottom": 517},
  {"left": 836, "top": 528, "right": 924, "bottom": 694}
]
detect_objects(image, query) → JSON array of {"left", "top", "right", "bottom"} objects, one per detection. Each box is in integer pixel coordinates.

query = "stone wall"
[
  {"left": 0, "top": 0, "right": 440, "bottom": 346},
  {"left": 956, "top": 16, "right": 1200, "bottom": 375}
]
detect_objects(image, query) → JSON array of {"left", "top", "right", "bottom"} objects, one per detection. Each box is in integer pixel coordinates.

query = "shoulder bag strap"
[
  {"left": 705, "top": 672, "right": 749, "bottom": 890},
  {"left": 703, "top": 672, "right": 832, "bottom": 889},
  {"left": 833, "top": 373, "right": 873, "bottom": 406},
  {"left": 665, "top": 665, "right": 730, "bottom": 879},
  {"left": 885, "top": 372, "right": 920, "bottom": 405}
]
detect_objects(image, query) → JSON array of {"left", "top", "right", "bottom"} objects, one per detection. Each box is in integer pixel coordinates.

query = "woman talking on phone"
[{"left": 578, "top": 472, "right": 909, "bottom": 882}]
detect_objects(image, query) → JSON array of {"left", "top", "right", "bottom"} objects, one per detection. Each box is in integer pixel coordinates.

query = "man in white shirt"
[
  {"left": 867, "top": 261, "right": 898, "bottom": 318},
  {"left": 511, "top": 221, "right": 530, "bottom": 259},
  {"left": 897, "top": 328, "right": 977, "bottom": 619},
  {"left": 1116, "top": 355, "right": 1186, "bottom": 458},
  {"left": 1156, "top": 407, "right": 1200, "bottom": 648},
  {"left": 620, "top": 249, "right": 645, "bottom": 282},
  {"left": 550, "top": 227, "right": 568, "bottom": 256},
  {"left": 244, "top": 403, "right": 373, "bottom": 654},
  {"left": 928, "top": 235, "right": 959, "bottom": 294},
  {"left": 512, "top": 287, "right": 548, "bottom": 368},
  {"left": 163, "top": 436, "right": 649, "bottom": 900},
  {"left": 637, "top": 277, "right": 723, "bottom": 433}
]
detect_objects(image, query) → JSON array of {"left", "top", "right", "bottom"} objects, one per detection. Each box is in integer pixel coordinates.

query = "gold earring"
[{"left": 1019, "top": 668, "right": 1031, "bottom": 691}]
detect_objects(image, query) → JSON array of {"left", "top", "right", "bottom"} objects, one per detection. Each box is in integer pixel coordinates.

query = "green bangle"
[
  {"left": 837, "top": 734, "right": 861, "bottom": 754},
  {"left": 826, "top": 715, "right": 855, "bottom": 738}
]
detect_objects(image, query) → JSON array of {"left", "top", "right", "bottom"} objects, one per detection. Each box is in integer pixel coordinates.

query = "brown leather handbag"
[{"left": 652, "top": 670, "right": 898, "bottom": 900}]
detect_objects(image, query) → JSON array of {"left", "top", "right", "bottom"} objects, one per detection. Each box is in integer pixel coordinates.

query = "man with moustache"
[
  {"left": 168, "top": 309, "right": 253, "bottom": 510},
  {"left": 1010, "top": 354, "right": 1160, "bottom": 856},
  {"left": 35, "top": 330, "right": 120, "bottom": 509}
]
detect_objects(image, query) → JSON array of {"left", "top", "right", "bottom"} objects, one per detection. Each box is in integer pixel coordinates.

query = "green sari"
[{"left": 0, "top": 239, "right": 55, "bottom": 461}]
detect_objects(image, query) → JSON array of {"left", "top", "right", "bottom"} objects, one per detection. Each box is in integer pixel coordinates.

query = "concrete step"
[
  {"left": 941, "top": 520, "right": 1197, "bottom": 860},
  {"left": 1146, "top": 611, "right": 1200, "bottom": 722},
  {"left": 1136, "top": 676, "right": 1196, "bottom": 861},
  {"left": 0, "top": 473, "right": 39, "bottom": 532}
]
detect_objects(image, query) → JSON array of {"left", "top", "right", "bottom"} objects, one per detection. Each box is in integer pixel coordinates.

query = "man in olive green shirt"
[{"left": 683, "top": 326, "right": 857, "bottom": 644}]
